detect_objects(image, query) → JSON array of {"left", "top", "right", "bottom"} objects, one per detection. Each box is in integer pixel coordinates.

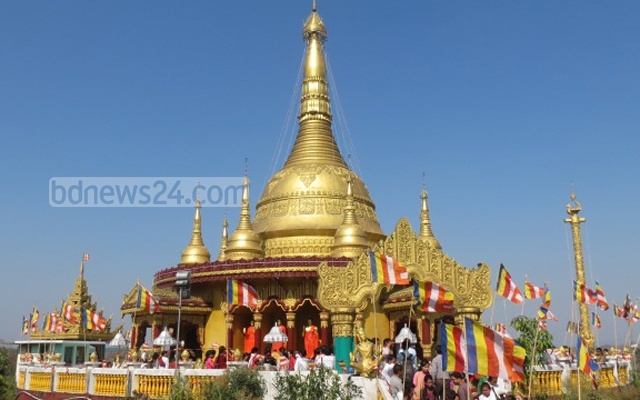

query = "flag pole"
[{"left": 527, "top": 319, "right": 542, "bottom": 399}]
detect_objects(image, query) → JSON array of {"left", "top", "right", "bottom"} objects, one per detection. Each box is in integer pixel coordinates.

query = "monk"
[
  {"left": 271, "top": 319, "right": 287, "bottom": 352},
  {"left": 303, "top": 319, "right": 319, "bottom": 357},
  {"left": 243, "top": 320, "right": 256, "bottom": 354}
]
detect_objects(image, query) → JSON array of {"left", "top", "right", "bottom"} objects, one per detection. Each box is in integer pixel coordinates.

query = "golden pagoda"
[{"left": 122, "top": 3, "right": 492, "bottom": 365}]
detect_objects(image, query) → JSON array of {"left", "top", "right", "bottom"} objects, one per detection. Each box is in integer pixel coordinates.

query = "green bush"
[
  {"left": 0, "top": 348, "right": 16, "bottom": 400},
  {"left": 272, "top": 366, "right": 362, "bottom": 400},
  {"left": 202, "top": 367, "right": 266, "bottom": 400}
]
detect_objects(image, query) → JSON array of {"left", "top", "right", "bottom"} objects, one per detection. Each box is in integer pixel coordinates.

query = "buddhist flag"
[
  {"left": 137, "top": 284, "right": 161, "bottom": 314},
  {"left": 591, "top": 312, "right": 601, "bottom": 329},
  {"left": 62, "top": 303, "right": 80, "bottom": 324},
  {"left": 83, "top": 309, "right": 106, "bottom": 331},
  {"left": 42, "top": 313, "right": 58, "bottom": 332},
  {"left": 464, "top": 318, "right": 526, "bottom": 382},
  {"left": 524, "top": 280, "right": 545, "bottom": 300},
  {"left": 496, "top": 264, "right": 523, "bottom": 304},
  {"left": 573, "top": 281, "right": 596, "bottom": 304},
  {"left": 22, "top": 316, "right": 29, "bottom": 335},
  {"left": 415, "top": 281, "right": 454, "bottom": 313},
  {"left": 30, "top": 307, "right": 39, "bottom": 332},
  {"left": 538, "top": 306, "right": 557, "bottom": 321},
  {"left": 566, "top": 321, "right": 579, "bottom": 334},
  {"left": 542, "top": 286, "right": 552, "bottom": 308},
  {"left": 577, "top": 336, "right": 598, "bottom": 374},
  {"left": 227, "top": 279, "right": 259, "bottom": 308},
  {"left": 495, "top": 323, "right": 510, "bottom": 338},
  {"left": 538, "top": 320, "right": 547, "bottom": 330},
  {"left": 441, "top": 323, "right": 466, "bottom": 372},
  {"left": 594, "top": 282, "right": 609, "bottom": 311},
  {"left": 369, "top": 251, "right": 409, "bottom": 285},
  {"left": 83, "top": 253, "right": 90, "bottom": 262}
]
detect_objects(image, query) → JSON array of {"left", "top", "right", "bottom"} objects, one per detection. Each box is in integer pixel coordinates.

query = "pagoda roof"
[{"left": 154, "top": 256, "right": 352, "bottom": 289}]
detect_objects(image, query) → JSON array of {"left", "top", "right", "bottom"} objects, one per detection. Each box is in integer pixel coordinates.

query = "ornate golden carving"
[
  {"left": 330, "top": 309, "right": 355, "bottom": 338},
  {"left": 350, "top": 321, "right": 381, "bottom": 377}
]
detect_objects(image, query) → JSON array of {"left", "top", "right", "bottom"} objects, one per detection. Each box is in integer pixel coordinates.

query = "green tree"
[
  {"left": 272, "top": 367, "right": 362, "bottom": 400},
  {"left": 0, "top": 347, "right": 16, "bottom": 400},
  {"left": 510, "top": 316, "right": 554, "bottom": 389}
]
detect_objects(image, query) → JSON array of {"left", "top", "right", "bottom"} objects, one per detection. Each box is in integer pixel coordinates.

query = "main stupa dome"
[{"left": 253, "top": 6, "right": 384, "bottom": 257}]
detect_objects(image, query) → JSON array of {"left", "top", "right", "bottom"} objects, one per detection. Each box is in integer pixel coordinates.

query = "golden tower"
[
  {"left": 225, "top": 174, "right": 264, "bottom": 260},
  {"left": 252, "top": 4, "right": 384, "bottom": 257},
  {"left": 564, "top": 193, "right": 593, "bottom": 347}
]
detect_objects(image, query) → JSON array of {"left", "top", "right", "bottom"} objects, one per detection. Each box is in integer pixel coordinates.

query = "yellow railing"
[
  {"left": 56, "top": 370, "right": 87, "bottom": 393},
  {"left": 17, "top": 370, "right": 26, "bottom": 389},
  {"left": 135, "top": 373, "right": 174, "bottom": 399},
  {"left": 94, "top": 372, "right": 129, "bottom": 397},
  {"left": 29, "top": 370, "right": 53, "bottom": 392},
  {"left": 186, "top": 374, "right": 217, "bottom": 396}
]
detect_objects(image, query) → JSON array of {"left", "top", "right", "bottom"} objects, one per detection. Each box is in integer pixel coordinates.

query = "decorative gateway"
[{"left": 120, "top": 3, "right": 492, "bottom": 371}]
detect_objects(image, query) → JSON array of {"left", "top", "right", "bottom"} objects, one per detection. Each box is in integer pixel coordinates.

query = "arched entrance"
[{"left": 295, "top": 298, "right": 322, "bottom": 354}]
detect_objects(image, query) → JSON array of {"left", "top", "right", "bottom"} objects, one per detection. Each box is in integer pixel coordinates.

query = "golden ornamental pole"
[{"left": 564, "top": 193, "right": 593, "bottom": 348}]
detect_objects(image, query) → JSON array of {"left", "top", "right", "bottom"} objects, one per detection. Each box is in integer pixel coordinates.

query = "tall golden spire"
[
  {"left": 180, "top": 199, "right": 211, "bottom": 265},
  {"left": 217, "top": 216, "right": 229, "bottom": 262},
  {"left": 419, "top": 184, "right": 441, "bottom": 250},
  {"left": 226, "top": 174, "right": 264, "bottom": 260},
  {"left": 283, "top": 3, "right": 346, "bottom": 168},
  {"left": 253, "top": 4, "right": 384, "bottom": 257},
  {"left": 564, "top": 193, "right": 593, "bottom": 347},
  {"left": 331, "top": 178, "right": 369, "bottom": 258}
]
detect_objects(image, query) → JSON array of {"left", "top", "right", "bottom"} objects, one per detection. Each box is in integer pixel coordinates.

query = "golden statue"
[{"left": 349, "top": 322, "right": 381, "bottom": 378}]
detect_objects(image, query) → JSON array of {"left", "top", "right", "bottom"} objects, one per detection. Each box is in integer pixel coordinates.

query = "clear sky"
[{"left": 1, "top": 1, "right": 639, "bottom": 349}]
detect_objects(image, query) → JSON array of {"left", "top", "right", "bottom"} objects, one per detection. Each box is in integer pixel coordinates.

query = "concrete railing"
[{"left": 16, "top": 362, "right": 633, "bottom": 400}]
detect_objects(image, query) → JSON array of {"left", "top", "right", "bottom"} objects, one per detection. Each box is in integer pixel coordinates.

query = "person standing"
[
  {"left": 243, "top": 320, "right": 256, "bottom": 354},
  {"left": 430, "top": 347, "right": 448, "bottom": 400},
  {"left": 204, "top": 350, "right": 216, "bottom": 369},
  {"left": 303, "top": 319, "right": 319, "bottom": 357},
  {"left": 216, "top": 346, "right": 227, "bottom": 369},
  {"left": 450, "top": 372, "right": 468, "bottom": 400}
]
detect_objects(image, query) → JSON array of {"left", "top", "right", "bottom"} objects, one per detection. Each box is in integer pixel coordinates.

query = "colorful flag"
[
  {"left": 573, "top": 281, "right": 596, "bottom": 304},
  {"left": 591, "top": 312, "right": 601, "bottom": 329},
  {"left": 369, "top": 251, "right": 409, "bottom": 285},
  {"left": 137, "top": 284, "right": 161, "bottom": 314},
  {"left": 622, "top": 295, "right": 632, "bottom": 319},
  {"left": 538, "top": 320, "right": 547, "bottom": 330},
  {"left": 415, "top": 281, "right": 454, "bottom": 313},
  {"left": 22, "top": 316, "right": 29, "bottom": 335},
  {"left": 30, "top": 307, "right": 39, "bottom": 332},
  {"left": 42, "top": 313, "right": 58, "bottom": 332},
  {"left": 496, "top": 264, "right": 523, "bottom": 304},
  {"left": 594, "top": 281, "right": 609, "bottom": 311},
  {"left": 62, "top": 303, "right": 80, "bottom": 324},
  {"left": 227, "top": 279, "right": 259, "bottom": 308},
  {"left": 613, "top": 303, "right": 625, "bottom": 319},
  {"left": 495, "top": 322, "right": 510, "bottom": 338},
  {"left": 83, "top": 253, "right": 90, "bottom": 262},
  {"left": 464, "top": 318, "right": 526, "bottom": 382},
  {"left": 538, "top": 306, "right": 557, "bottom": 321},
  {"left": 441, "top": 323, "right": 466, "bottom": 372},
  {"left": 83, "top": 309, "right": 106, "bottom": 331},
  {"left": 524, "top": 280, "right": 545, "bottom": 300},
  {"left": 566, "top": 321, "right": 579, "bottom": 334},
  {"left": 577, "top": 336, "right": 599, "bottom": 374},
  {"left": 542, "top": 286, "right": 552, "bottom": 308}
]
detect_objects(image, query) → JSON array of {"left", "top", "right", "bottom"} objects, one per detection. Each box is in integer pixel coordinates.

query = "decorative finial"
[
  {"left": 419, "top": 181, "right": 441, "bottom": 249},
  {"left": 331, "top": 177, "right": 369, "bottom": 258},
  {"left": 312, "top": 0, "right": 317, "bottom": 12},
  {"left": 180, "top": 199, "right": 211, "bottom": 264},
  {"left": 226, "top": 169, "right": 264, "bottom": 260}
]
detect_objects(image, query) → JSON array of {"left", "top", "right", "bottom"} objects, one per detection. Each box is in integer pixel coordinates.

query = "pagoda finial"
[
  {"left": 312, "top": 0, "right": 317, "bottom": 12},
  {"left": 226, "top": 170, "right": 264, "bottom": 260},
  {"left": 419, "top": 178, "right": 441, "bottom": 250},
  {"left": 180, "top": 199, "right": 211, "bottom": 265},
  {"left": 217, "top": 216, "right": 229, "bottom": 261},
  {"left": 332, "top": 175, "right": 369, "bottom": 258},
  {"left": 283, "top": 4, "right": 345, "bottom": 168}
]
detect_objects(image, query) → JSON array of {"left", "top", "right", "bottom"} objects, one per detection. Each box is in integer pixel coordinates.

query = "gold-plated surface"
[
  {"left": 253, "top": 6, "right": 383, "bottom": 256},
  {"left": 419, "top": 185, "right": 441, "bottom": 250},
  {"left": 331, "top": 179, "right": 370, "bottom": 257},
  {"left": 32, "top": 260, "right": 112, "bottom": 340},
  {"left": 217, "top": 217, "right": 228, "bottom": 261},
  {"left": 225, "top": 175, "right": 264, "bottom": 260},
  {"left": 564, "top": 193, "right": 593, "bottom": 347},
  {"left": 180, "top": 200, "right": 211, "bottom": 265}
]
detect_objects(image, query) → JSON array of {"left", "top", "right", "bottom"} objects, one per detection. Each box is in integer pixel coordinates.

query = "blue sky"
[{"left": 1, "top": 1, "right": 639, "bottom": 349}]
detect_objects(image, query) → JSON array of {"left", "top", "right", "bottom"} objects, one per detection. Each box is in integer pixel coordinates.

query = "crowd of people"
[{"left": 379, "top": 339, "right": 520, "bottom": 400}]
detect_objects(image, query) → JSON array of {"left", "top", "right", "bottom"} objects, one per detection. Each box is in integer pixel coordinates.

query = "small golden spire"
[
  {"left": 419, "top": 183, "right": 441, "bottom": 250},
  {"left": 217, "top": 216, "right": 229, "bottom": 262},
  {"left": 180, "top": 199, "right": 211, "bottom": 265},
  {"left": 226, "top": 174, "right": 264, "bottom": 260},
  {"left": 331, "top": 176, "right": 369, "bottom": 257}
]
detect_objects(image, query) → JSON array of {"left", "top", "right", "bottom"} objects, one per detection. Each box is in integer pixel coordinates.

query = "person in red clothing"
[
  {"left": 215, "top": 346, "right": 228, "bottom": 369},
  {"left": 243, "top": 321, "right": 256, "bottom": 354},
  {"left": 303, "top": 319, "right": 319, "bottom": 357}
]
